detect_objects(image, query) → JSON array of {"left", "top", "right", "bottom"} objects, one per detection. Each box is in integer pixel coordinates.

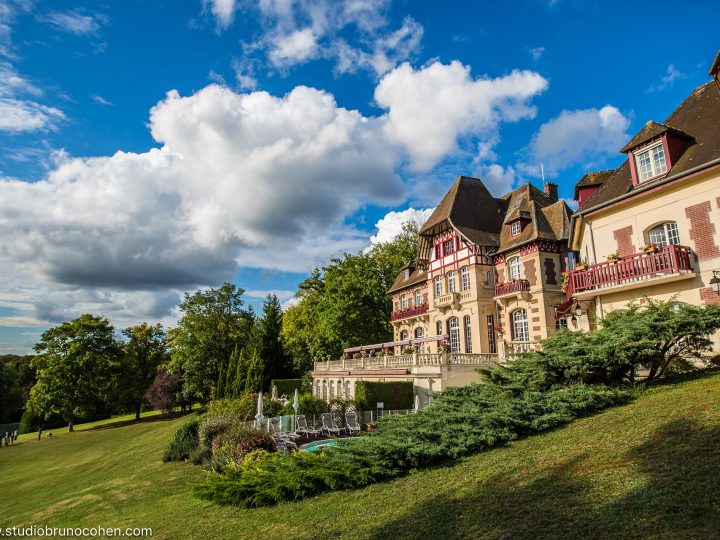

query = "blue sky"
[{"left": 0, "top": 0, "right": 717, "bottom": 354}]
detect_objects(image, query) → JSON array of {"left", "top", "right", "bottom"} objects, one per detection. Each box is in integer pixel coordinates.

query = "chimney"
[{"left": 544, "top": 181, "right": 558, "bottom": 202}]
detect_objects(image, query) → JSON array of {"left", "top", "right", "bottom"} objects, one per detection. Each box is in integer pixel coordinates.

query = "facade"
[{"left": 312, "top": 51, "right": 720, "bottom": 403}]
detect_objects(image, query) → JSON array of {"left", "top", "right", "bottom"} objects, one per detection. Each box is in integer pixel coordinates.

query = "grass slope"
[{"left": 2, "top": 373, "right": 719, "bottom": 539}]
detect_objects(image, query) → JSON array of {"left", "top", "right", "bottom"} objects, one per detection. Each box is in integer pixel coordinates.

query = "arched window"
[
  {"left": 322, "top": 380, "right": 327, "bottom": 400},
  {"left": 337, "top": 380, "right": 343, "bottom": 399},
  {"left": 415, "top": 289, "right": 423, "bottom": 306},
  {"left": 508, "top": 257, "right": 521, "bottom": 281},
  {"left": 400, "top": 294, "right": 408, "bottom": 310},
  {"left": 447, "top": 271, "right": 456, "bottom": 293},
  {"left": 648, "top": 222, "right": 680, "bottom": 248},
  {"left": 511, "top": 309, "right": 529, "bottom": 341},
  {"left": 463, "top": 315, "right": 472, "bottom": 353},
  {"left": 400, "top": 329, "right": 409, "bottom": 341},
  {"left": 345, "top": 380, "right": 351, "bottom": 398},
  {"left": 434, "top": 276, "right": 442, "bottom": 297},
  {"left": 329, "top": 381, "right": 334, "bottom": 399},
  {"left": 448, "top": 317, "right": 460, "bottom": 353},
  {"left": 316, "top": 380, "right": 321, "bottom": 398},
  {"left": 415, "top": 327, "right": 425, "bottom": 352},
  {"left": 460, "top": 266, "right": 470, "bottom": 291},
  {"left": 436, "top": 321, "right": 443, "bottom": 336}
]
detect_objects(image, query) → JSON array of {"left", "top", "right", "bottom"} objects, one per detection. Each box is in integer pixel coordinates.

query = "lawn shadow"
[
  {"left": 366, "top": 418, "right": 720, "bottom": 539},
  {"left": 86, "top": 412, "right": 193, "bottom": 431}
]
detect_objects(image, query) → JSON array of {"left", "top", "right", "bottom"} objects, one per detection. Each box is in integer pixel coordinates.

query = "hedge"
[
  {"left": 354, "top": 381, "right": 413, "bottom": 411},
  {"left": 270, "top": 379, "right": 302, "bottom": 396}
]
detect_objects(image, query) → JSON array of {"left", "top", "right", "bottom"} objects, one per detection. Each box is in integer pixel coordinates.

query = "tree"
[
  {"left": 0, "top": 362, "right": 22, "bottom": 423},
  {"left": 145, "top": 368, "right": 184, "bottom": 414},
  {"left": 29, "top": 314, "right": 121, "bottom": 431},
  {"left": 168, "top": 283, "right": 254, "bottom": 403},
  {"left": 244, "top": 349, "right": 264, "bottom": 392},
  {"left": 257, "top": 294, "right": 290, "bottom": 390},
  {"left": 120, "top": 323, "right": 168, "bottom": 421}
]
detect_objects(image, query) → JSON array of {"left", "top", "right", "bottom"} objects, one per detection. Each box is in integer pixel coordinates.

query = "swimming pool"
[{"left": 302, "top": 439, "right": 338, "bottom": 452}]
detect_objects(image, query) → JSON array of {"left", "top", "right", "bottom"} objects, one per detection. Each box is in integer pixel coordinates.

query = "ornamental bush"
[{"left": 163, "top": 416, "right": 201, "bottom": 462}]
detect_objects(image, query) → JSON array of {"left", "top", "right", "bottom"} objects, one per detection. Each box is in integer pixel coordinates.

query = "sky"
[{"left": 0, "top": 0, "right": 717, "bottom": 354}]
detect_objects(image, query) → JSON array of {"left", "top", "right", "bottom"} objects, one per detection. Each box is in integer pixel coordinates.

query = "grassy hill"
[{"left": 2, "top": 373, "right": 719, "bottom": 539}]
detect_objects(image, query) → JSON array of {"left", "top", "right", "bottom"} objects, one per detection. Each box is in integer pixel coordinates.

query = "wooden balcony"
[
  {"left": 390, "top": 303, "right": 429, "bottom": 321},
  {"left": 567, "top": 245, "right": 695, "bottom": 299},
  {"left": 494, "top": 279, "right": 530, "bottom": 298}
]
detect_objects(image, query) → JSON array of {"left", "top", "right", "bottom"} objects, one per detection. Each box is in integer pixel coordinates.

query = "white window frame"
[
  {"left": 511, "top": 221, "right": 521, "bottom": 236},
  {"left": 434, "top": 276, "right": 442, "bottom": 297},
  {"left": 512, "top": 309, "right": 529, "bottom": 342},
  {"left": 436, "top": 321, "right": 443, "bottom": 336},
  {"left": 400, "top": 294, "right": 408, "bottom": 310},
  {"left": 486, "top": 315, "right": 496, "bottom": 354},
  {"left": 648, "top": 222, "right": 680, "bottom": 248},
  {"left": 555, "top": 316, "right": 568, "bottom": 331},
  {"left": 634, "top": 141, "right": 668, "bottom": 182},
  {"left": 443, "top": 239, "right": 454, "bottom": 256},
  {"left": 415, "top": 289, "right": 423, "bottom": 306},
  {"left": 447, "top": 271, "right": 456, "bottom": 293},
  {"left": 508, "top": 256, "right": 521, "bottom": 281},
  {"left": 400, "top": 329, "right": 409, "bottom": 341},
  {"left": 460, "top": 266, "right": 470, "bottom": 291},
  {"left": 464, "top": 315, "right": 472, "bottom": 353},
  {"left": 448, "top": 317, "right": 460, "bottom": 353}
]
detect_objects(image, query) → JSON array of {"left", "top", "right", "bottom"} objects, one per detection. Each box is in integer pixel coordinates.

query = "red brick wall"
[
  {"left": 685, "top": 201, "right": 720, "bottom": 260},
  {"left": 613, "top": 226, "right": 636, "bottom": 258},
  {"left": 700, "top": 287, "right": 720, "bottom": 306},
  {"left": 544, "top": 257, "right": 557, "bottom": 284},
  {"left": 523, "top": 259, "right": 537, "bottom": 286}
]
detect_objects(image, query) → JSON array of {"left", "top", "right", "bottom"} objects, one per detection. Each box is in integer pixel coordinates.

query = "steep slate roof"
[
  {"left": 387, "top": 266, "right": 427, "bottom": 294},
  {"left": 419, "top": 176, "right": 504, "bottom": 246},
  {"left": 495, "top": 183, "right": 571, "bottom": 254},
  {"left": 581, "top": 81, "right": 720, "bottom": 212},
  {"left": 573, "top": 169, "right": 615, "bottom": 201},
  {"left": 619, "top": 121, "right": 693, "bottom": 153}
]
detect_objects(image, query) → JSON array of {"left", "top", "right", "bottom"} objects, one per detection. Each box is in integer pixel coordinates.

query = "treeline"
[{"left": 281, "top": 222, "right": 418, "bottom": 372}]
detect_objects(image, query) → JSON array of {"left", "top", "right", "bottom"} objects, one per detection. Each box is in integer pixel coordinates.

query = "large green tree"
[
  {"left": 0, "top": 362, "right": 23, "bottom": 423},
  {"left": 120, "top": 323, "right": 168, "bottom": 421},
  {"left": 257, "top": 294, "right": 290, "bottom": 390},
  {"left": 168, "top": 283, "right": 254, "bottom": 403},
  {"left": 29, "top": 314, "right": 122, "bottom": 431},
  {"left": 244, "top": 348, "right": 264, "bottom": 393}
]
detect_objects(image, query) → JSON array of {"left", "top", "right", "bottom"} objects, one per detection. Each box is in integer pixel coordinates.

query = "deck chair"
[
  {"left": 345, "top": 412, "right": 361, "bottom": 435},
  {"left": 294, "top": 415, "right": 320, "bottom": 438},
  {"left": 269, "top": 417, "right": 299, "bottom": 443},
  {"left": 320, "top": 413, "right": 343, "bottom": 436}
]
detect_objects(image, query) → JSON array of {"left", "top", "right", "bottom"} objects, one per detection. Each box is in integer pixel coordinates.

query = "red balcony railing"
[
  {"left": 494, "top": 279, "right": 530, "bottom": 297},
  {"left": 566, "top": 245, "right": 693, "bottom": 298},
  {"left": 390, "top": 303, "right": 429, "bottom": 321}
]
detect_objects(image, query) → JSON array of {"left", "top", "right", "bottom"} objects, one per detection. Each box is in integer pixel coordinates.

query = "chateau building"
[{"left": 312, "top": 50, "right": 720, "bottom": 404}]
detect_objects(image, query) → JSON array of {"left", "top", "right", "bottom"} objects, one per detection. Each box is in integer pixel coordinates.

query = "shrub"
[
  {"left": 205, "top": 394, "right": 258, "bottom": 421},
  {"left": 198, "top": 414, "right": 240, "bottom": 448},
  {"left": 209, "top": 424, "right": 277, "bottom": 468},
  {"left": 163, "top": 417, "right": 201, "bottom": 462},
  {"left": 354, "top": 381, "right": 413, "bottom": 410}
]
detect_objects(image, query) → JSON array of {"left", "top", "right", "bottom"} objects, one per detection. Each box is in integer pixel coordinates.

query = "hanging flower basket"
[
  {"left": 641, "top": 242, "right": 659, "bottom": 253},
  {"left": 606, "top": 252, "right": 620, "bottom": 262}
]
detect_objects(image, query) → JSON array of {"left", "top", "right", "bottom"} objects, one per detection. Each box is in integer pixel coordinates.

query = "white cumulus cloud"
[
  {"left": 375, "top": 61, "right": 548, "bottom": 171},
  {"left": 369, "top": 207, "right": 435, "bottom": 245}
]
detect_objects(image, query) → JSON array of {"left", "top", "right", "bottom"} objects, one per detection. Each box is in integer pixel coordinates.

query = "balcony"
[
  {"left": 567, "top": 245, "right": 695, "bottom": 300},
  {"left": 434, "top": 292, "right": 460, "bottom": 310},
  {"left": 390, "top": 303, "right": 429, "bottom": 321},
  {"left": 494, "top": 279, "right": 530, "bottom": 298}
]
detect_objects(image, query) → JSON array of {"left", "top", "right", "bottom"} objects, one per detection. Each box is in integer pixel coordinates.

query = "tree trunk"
[
  {"left": 68, "top": 417, "right": 74, "bottom": 432},
  {"left": 646, "top": 363, "right": 658, "bottom": 382},
  {"left": 135, "top": 403, "right": 142, "bottom": 422}
]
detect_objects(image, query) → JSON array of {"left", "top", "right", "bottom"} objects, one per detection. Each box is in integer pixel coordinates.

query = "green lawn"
[{"left": 2, "top": 373, "right": 719, "bottom": 539}]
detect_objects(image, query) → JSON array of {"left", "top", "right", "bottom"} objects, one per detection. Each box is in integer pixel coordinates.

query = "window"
[
  {"left": 486, "top": 315, "right": 496, "bottom": 354},
  {"left": 508, "top": 256, "right": 521, "bottom": 280},
  {"left": 635, "top": 142, "right": 668, "bottom": 182},
  {"left": 434, "top": 276, "right": 442, "bottom": 297},
  {"left": 648, "top": 222, "right": 680, "bottom": 248},
  {"left": 511, "top": 309, "right": 529, "bottom": 341},
  {"left": 345, "top": 380, "right": 351, "bottom": 398},
  {"left": 415, "top": 327, "right": 425, "bottom": 352},
  {"left": 329, "top": 381, "right": 334, "bottom": 399},
  {"left": 436, "top": 321, "right": 443, "bottom": 336},
  {"left": 556, "top": 316, "right": 568, "bottom": 330},
  {"left": 400, "top": 329, "right": 409, "bottom": 341},
  {"left": 464, "top": 315, "right": 472, "bottom": 353},
  {"left": 434, "top": 244, "right": 442, "bottom": 259},
  {"left": 336, "top": 380, "right": 342, "bottom": 399},
  {"left": 460, "top": 266, "right": 470, "bottom": 291},
  {"left": 511, "top": 221, "right": 521, "bottom": 236},
  {"left": 322, "top": 381, "right": 327, "bottom": 400},
  {"left": 444, "top": 239, "right": 454, "bottom": 256},
  {"left": 415, "top": 289, "right": 423, "bottom": 306},
  {"left": 483, "top": 271, "right": 491, "bottom": 287},
  {"left": 316, "top": 380, "right": 321, "bottom": 398},
  {"left": 447, "top": 271, "right": 456, "bottom": 293},
  {"left": 400, "top": 294, "right": 408, "bottom": 310},
  {"left": 448, "top": 317, "right": 460, "bottom": 353}
]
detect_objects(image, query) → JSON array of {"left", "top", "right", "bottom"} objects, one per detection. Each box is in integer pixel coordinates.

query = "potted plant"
[
  {"left": 560, "top": 269, "right": 570, "bottom": 292},
  {"left": 606, "top": 252, "right": 620, "bottom": 262},
  {"left": 641, "top": 242, "right": 659, "bottom": 253},
  {"left": 575, "top": 259, "right": 588, "bottom": 270},
  {"left": 403, "top": 346, "right": 415, "bottom": 354}
]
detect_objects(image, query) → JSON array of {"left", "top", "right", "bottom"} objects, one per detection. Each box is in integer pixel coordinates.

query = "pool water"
[{"left": 302, "top": 440, "right": 338, "bottom": 452}]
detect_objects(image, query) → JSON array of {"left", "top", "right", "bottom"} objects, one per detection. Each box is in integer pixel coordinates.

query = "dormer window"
[
  {"left": 635, "top": 141, "right": 668, "bottom": 182},
  {"left": 510, "top": 221, "right": 521, "bottom": 236},
  {"left": 443, "top": 239, "right": 454, "bottom": 256}
]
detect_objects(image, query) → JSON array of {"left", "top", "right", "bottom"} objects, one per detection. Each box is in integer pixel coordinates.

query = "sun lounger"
[
  {"left": 294, "top": 415, "right": 321, "bottom": 438},
  {"left": 320, "top": 413, "right": 343, "bottom": 436},
  {"left": 345, "top": 412, "right": 361, "bottom": 435}
]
